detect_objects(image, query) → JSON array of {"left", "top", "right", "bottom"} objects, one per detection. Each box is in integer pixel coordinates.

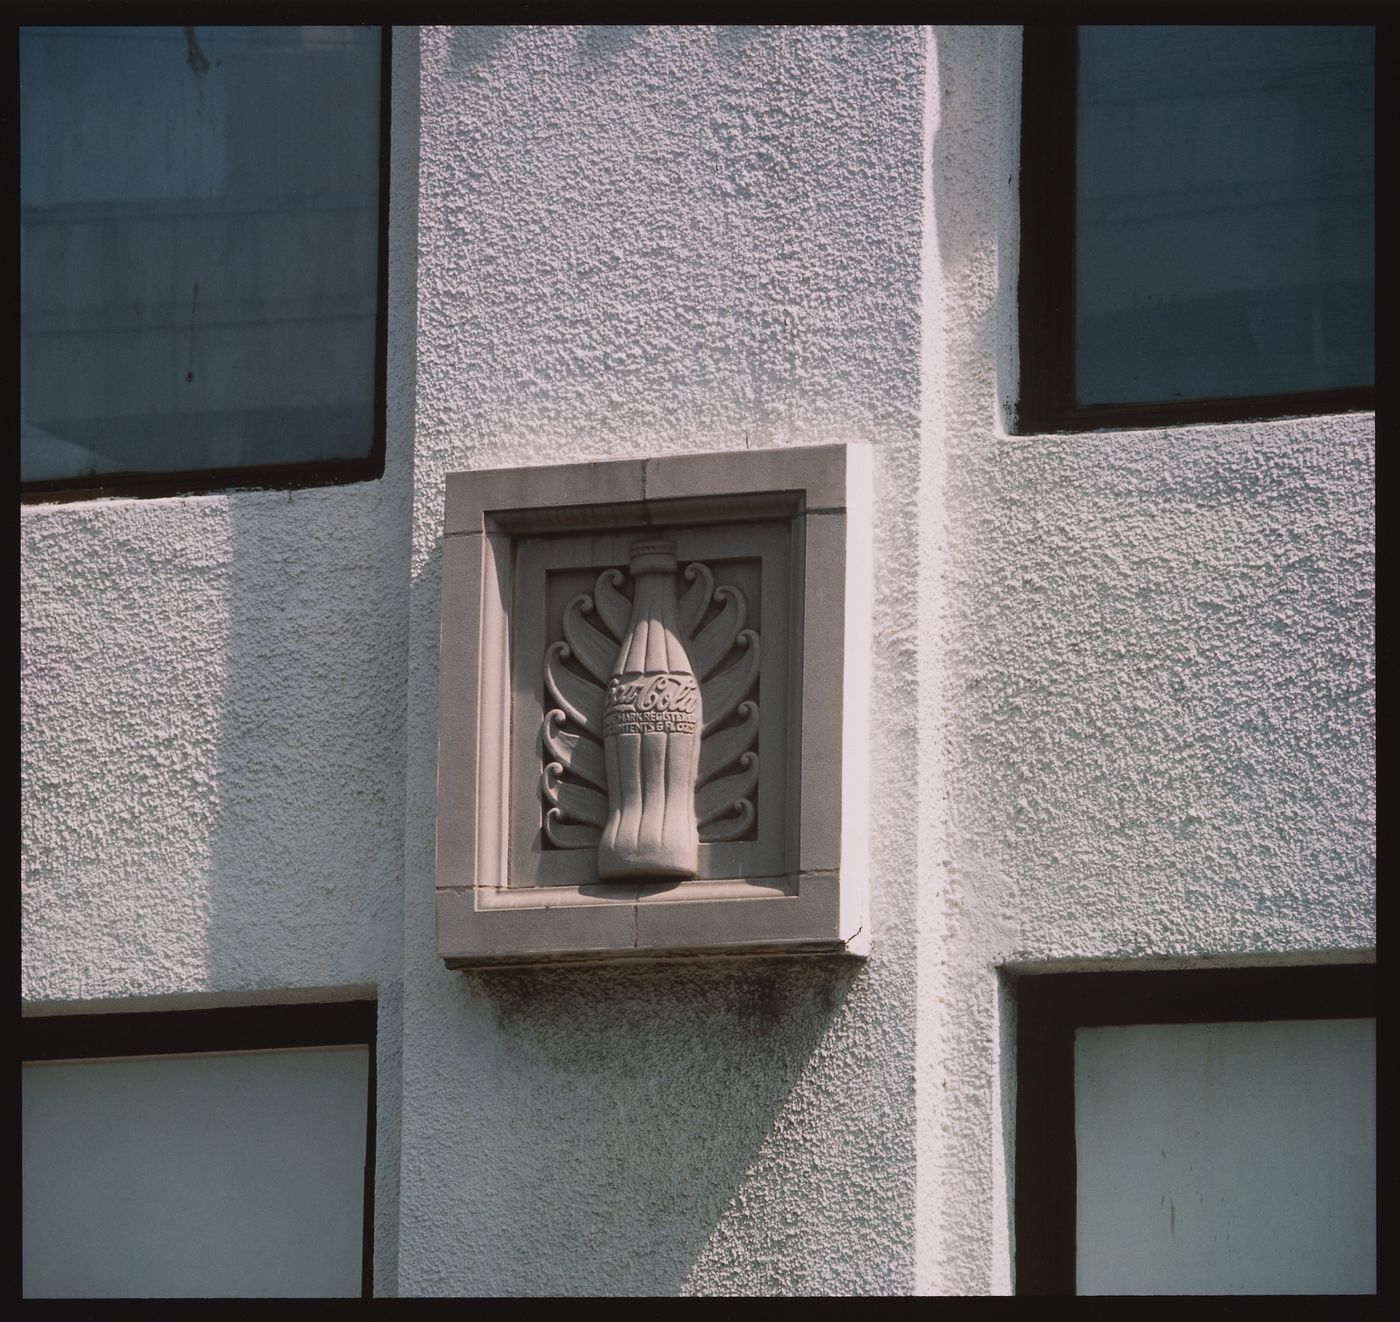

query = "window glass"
[
  {"left": 1014, "top": 965, "right": 1376, "bottom": 1295},
  {"left": 1075, "top": 26, "right": 1374, "bottom": 406},
  {"left": 23, "top": 1045, "right": 370, "bottom": 1298},
  {"left": 1075, "top": 1019, "right": 1375, "bottom": 1295},
  {"left": 20, "top": 26, "right": 383, "bottom": 488}
]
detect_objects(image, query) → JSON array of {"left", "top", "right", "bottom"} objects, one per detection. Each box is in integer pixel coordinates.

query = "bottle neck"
[
  {"left": 631, "top": 570, "right": 676, "bottom": 619},
  {"left": 618, "top": 570, "right": 691, "bottom": 674}
]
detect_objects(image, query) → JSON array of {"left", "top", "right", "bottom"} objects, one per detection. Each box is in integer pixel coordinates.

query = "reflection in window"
[
  {"left": 1075, "top": 26, "right": 1374, "bottom": 406},
  {"left": 20, "top": 26, "right": 384, "bottom": 488}
]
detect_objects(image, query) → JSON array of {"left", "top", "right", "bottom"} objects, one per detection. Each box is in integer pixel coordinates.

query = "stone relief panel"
[
  {"left": 540, "top": 537, "right": 762, "bottom": 875},
  {"left": 509, "top": 522, "right": 788, "bottom": 892},
  {"left": 436, "top": 444, "right": 872, "bottom": 966}
]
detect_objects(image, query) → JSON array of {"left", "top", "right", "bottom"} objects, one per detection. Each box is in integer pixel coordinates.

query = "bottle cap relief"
[{"left": 628, "top": 539, "right": 678, "bottom": 575}]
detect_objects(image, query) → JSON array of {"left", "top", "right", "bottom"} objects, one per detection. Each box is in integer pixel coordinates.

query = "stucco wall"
[
  {"left": 921, "top": 24, "right": 1375, "bottom": 1295},
  {"left": 19, "top": 28, "right": 422, "bottom": 1295},
  {"left": 400, "top": 24, "right": 928, "bottom": 1295},
  {"left": 21, "top": 490, "right": 407, "bottom": 998},
  {"left": 20, "top": 23, "right": 1374, "bottom": 1298}
]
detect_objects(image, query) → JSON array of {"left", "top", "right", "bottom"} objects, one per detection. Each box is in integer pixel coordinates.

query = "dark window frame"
[
  {"left": 1016, "top": 25, "right": 1375, "bottom": 434},
  {"left": 18, "top": 25, "right": 392, "bottom": 505},
  {"left": 1012, "top": 961, "right": 1376, "bottom": 1296},
  {"left": 21, "top": 999, "right": 379, "bottom": 1299}
]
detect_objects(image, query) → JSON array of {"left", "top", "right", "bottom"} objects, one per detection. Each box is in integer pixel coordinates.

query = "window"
[
  {"left": 1013, "top": 964, "right": 1375, "bottom": 1295},
  {"left": 21, "top": 1002, "right": 377, "bottom": 1298},
  {"left": 1018, "top": 26, "right": 1375, "bottom": 432},
  {"left": 19, "top": 25, "right": 389, "bottom": 500}
]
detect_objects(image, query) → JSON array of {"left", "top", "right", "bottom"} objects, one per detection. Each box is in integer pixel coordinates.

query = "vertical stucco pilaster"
[
  {"left": 401, "top": 25, "right": 928, "bottom": 1295},
  {"left": 916, "top": 24, "right": 1023, "bottom": 1296}
]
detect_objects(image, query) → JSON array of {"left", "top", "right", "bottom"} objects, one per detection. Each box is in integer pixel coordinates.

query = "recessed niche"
[{"left": 435, "top": 444, "right": 871, "bottom": 968}]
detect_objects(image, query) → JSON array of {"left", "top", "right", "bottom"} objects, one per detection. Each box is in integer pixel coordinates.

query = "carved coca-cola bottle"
[{"left": 597, "top": 538, "right": 702, "bottom": 879}]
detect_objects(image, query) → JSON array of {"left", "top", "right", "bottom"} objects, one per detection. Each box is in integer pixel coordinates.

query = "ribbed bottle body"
[{"left": 597, "top": 541, "right": 702, "bottom": 879}]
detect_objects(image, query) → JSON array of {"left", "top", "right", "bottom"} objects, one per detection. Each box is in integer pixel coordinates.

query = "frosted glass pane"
[
  {"left": 1075, "top": 1019, "right": 1375, "bottom": 1295},
  {"left": 1076, "top": 27, "right": 1374, "bottom": 405},
  {"left": 20, "top": 26, "right": 381, "bottom": 482},
  {"left": 23, "top": 1046, "right": 369, "bottom": 1298}
]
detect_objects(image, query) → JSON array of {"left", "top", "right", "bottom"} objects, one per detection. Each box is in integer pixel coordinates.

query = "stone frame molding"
[{"left": 436, "top": 443, "right": 871, "bottom": 967}]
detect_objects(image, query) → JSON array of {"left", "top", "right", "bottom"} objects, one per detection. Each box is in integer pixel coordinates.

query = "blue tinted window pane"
[
  {"left": 20, "top": 27, "right": 381, "bottom": 483},
  {"left": 1076, "top": 27, "right": 1373, "bottom": 406}
]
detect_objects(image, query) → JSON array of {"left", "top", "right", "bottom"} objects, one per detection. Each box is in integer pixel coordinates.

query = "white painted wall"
[
  {"left": 400, "top": 25, "right": 926, "bottom": 1296},
  {"left": 20, "top": 25, "right": 1374, "bottom": 1296},
  {"left": 18, "top": 27, "right": 421, "bottom": 1295}
]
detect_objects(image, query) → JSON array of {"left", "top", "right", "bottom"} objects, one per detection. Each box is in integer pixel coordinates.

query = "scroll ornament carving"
[{"left": 541, "top": 538, "right": 760, "bottom": 878}]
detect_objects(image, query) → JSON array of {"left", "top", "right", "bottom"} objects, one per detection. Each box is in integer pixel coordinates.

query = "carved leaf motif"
[
  {"left": 696, "top": 752, "right": 758, "bottom": 826},
  {"left": 698, "top": 799, "right": 755, "bottom": 843},
  {"left": 688, "top": 585, "right": 747, "bottom": 681},
  {"left": 542, "top": 709, "right": 606, "bottom": 791},
  {"left": 679, "top": 562, "right": 714, "bottom": 637},
  {"left": 542, "top": 762, "right": 608, "bottom": 827},
  {"left": 545, "top": 808, "right": 603, "bottom": 849},
  {"left": 700, "top": 631, "right": 760, "bottom": 734},
  {"left": 562, "top": 594, "right": 616, "bottom": 684},
  {"left": 542, "top": 555, "right": 763, "bottom": 853},
  {"left": 544, "top": 642, "right": 604, "bottom": 734},
  {"left": 698, "top": 701, "right": 758, "bottom": 787},
  {"left": 592, "top": 568, "right": 630, "bottom": 641}
]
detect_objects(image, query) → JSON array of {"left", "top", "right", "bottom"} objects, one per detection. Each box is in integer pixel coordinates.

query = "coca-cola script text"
[{"left": 604, "top": 672, "right": 699, "bottom": 737}]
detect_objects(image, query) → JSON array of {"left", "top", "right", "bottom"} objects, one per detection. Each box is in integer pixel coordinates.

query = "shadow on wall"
[
  {"left": 205, "top": 26, "right": 422, "bottom": 1294},
  {"left": 439, "top": 957, "right": 865, "bottom": 1296},
  {"left": 445, "top": 25, "right": 649, "bottom": 76},
  {"left": 207, "top": 482, "right": 409, "bottom": 988},
  {"left": 402, "top": 527, "right": 915, "bottom": 1296},
  {"left": 931, "top": 26, "right": 1004, "bottom": 366}
]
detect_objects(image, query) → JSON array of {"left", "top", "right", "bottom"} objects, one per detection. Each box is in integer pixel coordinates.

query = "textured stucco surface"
[
  {"left": 919, "top": 25, "right": 1375, "bottom": 1295},
  {"left": 19, "top": 29, "right": 422, "bottom": 1295},
  {"left": 20, "top": 23, "right": 1374, "bottom": 1298},
  {"left": 400, "top": 24, "right": 927, "bottom": 1295},
  {"left": 21, "top": 490, "right": 406, "bottom": 998},
  {"left": 949, "top": 420, "right": 1375, "bottom": 960}
]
